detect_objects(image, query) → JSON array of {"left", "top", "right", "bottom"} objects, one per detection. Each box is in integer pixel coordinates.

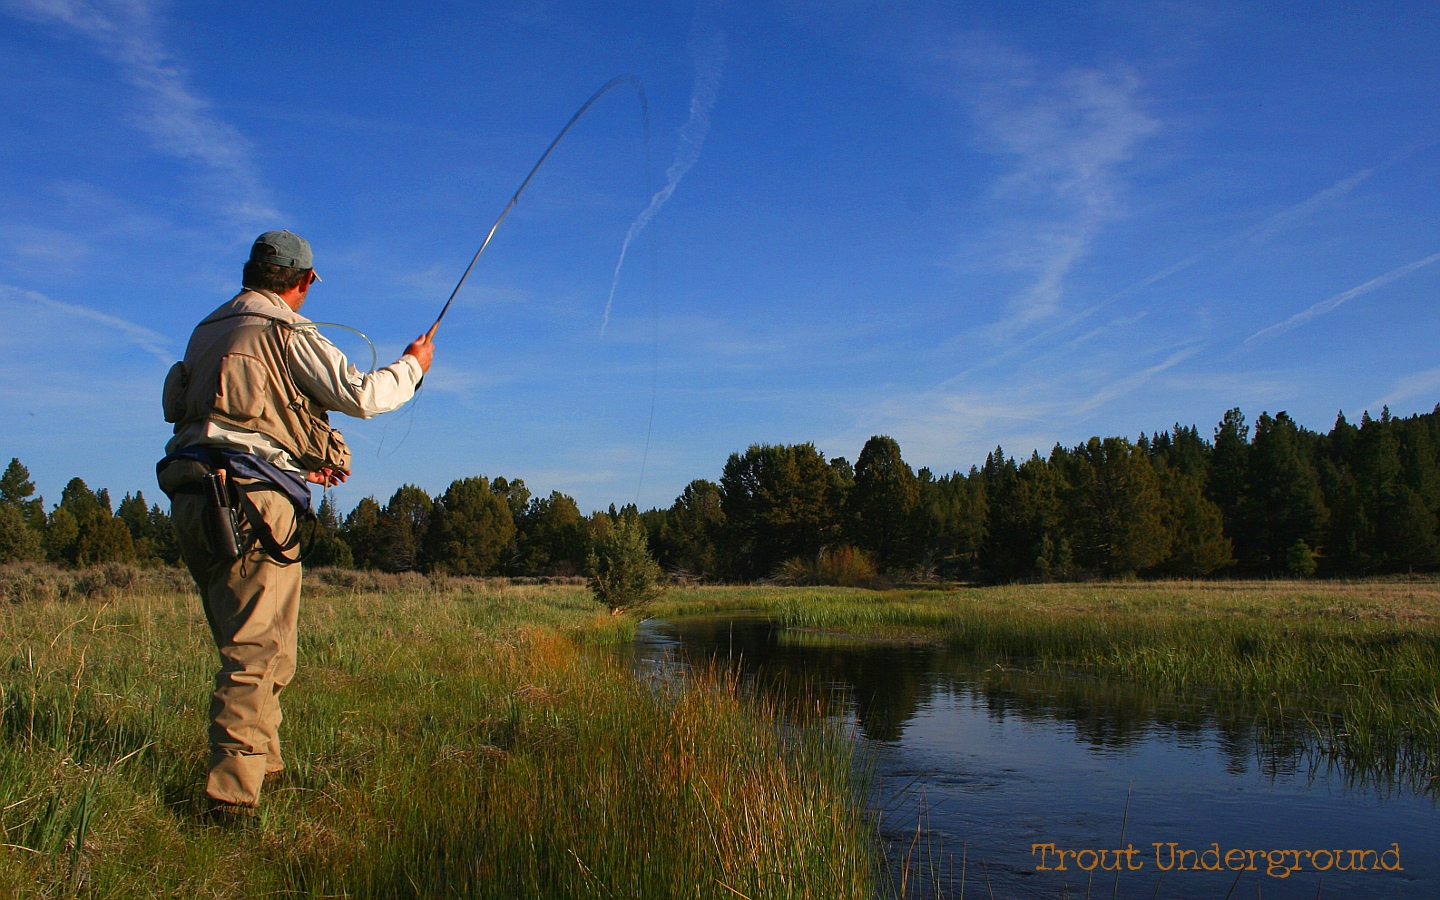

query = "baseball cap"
[{"left": 250, "top": 230, "right": 321, "bottom": 280}]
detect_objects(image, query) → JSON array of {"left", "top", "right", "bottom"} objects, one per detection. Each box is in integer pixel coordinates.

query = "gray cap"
[{"left": 250, "top": 230, "right": 319, "bottom": 280}]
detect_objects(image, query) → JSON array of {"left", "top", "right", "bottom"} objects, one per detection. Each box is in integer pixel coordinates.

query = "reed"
[{"left": 0, "top": 565, "right": 877, "bottom": 898}]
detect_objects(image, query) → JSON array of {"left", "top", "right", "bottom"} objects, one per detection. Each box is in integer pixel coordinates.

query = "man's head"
[{"left": 242, "top": 230, "right": 319, "bottom": 296}]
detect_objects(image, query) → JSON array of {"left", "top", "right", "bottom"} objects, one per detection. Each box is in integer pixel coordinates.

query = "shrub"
[
  {"left": 587, "top": 513, "right": 664, "bottom": 611},
  {"left": 1286, "top": 539, "right": 1318, "bottom": 578},
  {"left": 774, "top": 545, "right": 880, "bottom": 588}
]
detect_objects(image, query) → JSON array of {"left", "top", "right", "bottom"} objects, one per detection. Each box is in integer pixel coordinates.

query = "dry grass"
[{"left": 0, "top": 565, "right": 877, "bottom": 898}]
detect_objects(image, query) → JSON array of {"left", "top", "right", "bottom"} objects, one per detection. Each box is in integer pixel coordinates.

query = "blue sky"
[{"left": 2, "top": 0, "right": 1438, "bottom": 515}]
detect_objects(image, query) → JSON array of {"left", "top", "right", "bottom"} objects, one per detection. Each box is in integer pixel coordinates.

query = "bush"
[
  {"left": 773, "top": 545, "right": 881, "bottom": 588},
  {"left": 587, "top": 513, "right": 664, "bottom": 612},
  {"left": 0, "top": 562, "right": 189, "bottom": 604},
  {"left": 1286, "top": 539, "right": 1318, "bottom": 578}
]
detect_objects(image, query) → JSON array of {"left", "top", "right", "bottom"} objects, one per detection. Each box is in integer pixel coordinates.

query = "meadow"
[
  {"left": 7, "top": 567, "right": 1440, "bottom": 898},
  {"left": 0, "top": 565, "right": 875, "bottom": 899}
]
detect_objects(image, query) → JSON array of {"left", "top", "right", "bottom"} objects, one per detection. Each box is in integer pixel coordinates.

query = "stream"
[{"left": 624, "top": 615, "right": 1438, "bottom": 899}]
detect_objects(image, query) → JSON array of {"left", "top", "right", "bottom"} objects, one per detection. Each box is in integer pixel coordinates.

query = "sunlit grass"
[{"left": 1, "top": 565, "right": 877, "bottom": 898}]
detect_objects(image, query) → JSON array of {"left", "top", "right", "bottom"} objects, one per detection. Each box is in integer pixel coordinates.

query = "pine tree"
[
  {"left": 117, "top": 492, "right": 159, "bottom": 563},
  {"left": 979, "top": 447, "right": 1027, "bottom": 580},
  {"left": 0, "top": 458, "right": 45, "bottom": 563},
  {"left": 48, "top": 477, "right": 133, "bottom": 566},
  {"left": 0, "top": 458, "right": 44, "bottom": 531},
  {"left": 847, "top": 435, "right": 920, "bottom": 571},
  {"left": 918, "top": 468, "right": 987, "bottom": 579},
  {"left": 1068, "top": 437, "right": 1169, "bottom": 577},
  {"left": 1319, "top": 457, "right": 1367, "bottom": 572},
  {"left": 512, "top": 491, "right": 589, "bottom": 576},
  {"left": 1286, "top": 539, "right": 1318, "bottom": 577},
  {"left": 587, "top": 511, "right": 665, "bottom": 611},
  {"left": 378, "top": 485, "right": 433, "bottom": 572},
  {"left": 719, "top": 443, "right": 843, "bottom": 579},
  {"left": 490, "top": 477, "right": 532, "bottom": 574},
  {"left": 659, "top": 480, "right": 726, "bottom": 579},
  {"left": 342, "top": 497, "right": 384, "bottom": 569},
  {"left": 308, "top": 493, "right": 355, "bottom": 568},
  {"left": 1245, "top": 412, "right": 1327, "bottom": 572},
  {"left": 0, "top": 505, "right": 43, "bottom": 563},
  {"left": 424, "top": 477, "right": 515, "bottom": 575},
  {"left": 44, "top": 507, "right": 79, "bottom": 563},
  {"left": 1207, "top": 408, "right": 1250, "bottom": 560},
  {"left": 1158, "top": 464, "right": 1232, "bottom": 576}
]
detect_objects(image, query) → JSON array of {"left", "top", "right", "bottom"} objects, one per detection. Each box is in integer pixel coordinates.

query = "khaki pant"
[{"left": 169, "top": 468, "right": 301, "bottom": 807}]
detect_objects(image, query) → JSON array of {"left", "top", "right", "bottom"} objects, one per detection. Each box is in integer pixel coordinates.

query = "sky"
[{"left": 2, "top": 0, "right": 1438, "bottom": 515}]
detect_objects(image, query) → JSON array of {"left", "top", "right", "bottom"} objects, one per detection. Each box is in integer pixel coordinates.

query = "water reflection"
[
  {"left": 648, "top": 616, "right": 1413, "bottom": 791},
  {"left": 627, "top": 616, "right": 1438, "bottom": 899}
]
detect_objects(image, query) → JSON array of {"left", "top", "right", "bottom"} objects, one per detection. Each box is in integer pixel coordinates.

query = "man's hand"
[
  {"left": 404, "top": 334, "right": 435, "bottom": 374},
  {"left": 307, "top": 468, "right": 348, "bottom": 487}
]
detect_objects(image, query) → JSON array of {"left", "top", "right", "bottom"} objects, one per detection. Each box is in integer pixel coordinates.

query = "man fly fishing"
[
  {"left": 151, "top": 77, "right": 641, "bottom": 824},
  {"left": 156, "top": 230, "right": 434, "bottom": 822}
]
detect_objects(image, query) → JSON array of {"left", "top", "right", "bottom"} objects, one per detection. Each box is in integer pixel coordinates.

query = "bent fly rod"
[{"left": 424, "top": 74, "right": 647, "bottom": 343}]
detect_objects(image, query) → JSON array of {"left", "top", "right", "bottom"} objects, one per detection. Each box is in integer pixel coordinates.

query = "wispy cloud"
[
  {"left": 954, "top": 46, "right": 1160, "bottom": 336},
  {"left": 1074, "top": 345, "right": 1200, "bottom": 414},
  {"left": 5, "top": 0, "right": 277, "bottom": 224},
  {"left": 1374, "top": 366, "right": 1440, "bottom": 412},
  {"left": 847, "top": 339, "right": 1202, "bottom": 469},
  {"left": 1245, "top": 166, "right": 1376, "bottom": 246},
  {"left": 1244, "top": 250, "right": 1440, "bottom": 347},
  {"left": 0, "top": 283, "right": 172, "bottom": 364},
  {"left": 943, "top": 149, "right": 1402, "bottom": 385},
  {"left": 416, "top": 364, "right": 512, "bottom": 394}
]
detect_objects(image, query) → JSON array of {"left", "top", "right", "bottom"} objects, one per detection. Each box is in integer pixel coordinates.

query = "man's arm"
[{"left": 287, "top": 327, "right": 433, "bottom": 420}]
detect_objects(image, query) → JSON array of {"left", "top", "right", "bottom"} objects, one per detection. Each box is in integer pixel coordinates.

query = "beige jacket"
[{"left": 166, "top": 289, "right": 422, "bottom": 473}]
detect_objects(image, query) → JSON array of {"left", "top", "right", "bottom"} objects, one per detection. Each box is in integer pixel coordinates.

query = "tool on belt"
[{"left": 204, "top": 470, "right": 244, "bottom": 561}]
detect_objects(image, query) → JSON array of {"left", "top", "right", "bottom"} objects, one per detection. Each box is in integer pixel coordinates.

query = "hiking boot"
[{"left": 204, "top": 799, "right": 260, "bottom": 829}]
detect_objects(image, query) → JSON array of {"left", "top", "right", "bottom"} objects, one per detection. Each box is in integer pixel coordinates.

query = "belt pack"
[{"left": 157, "top": 453, "right": 315, "bottom": 566}]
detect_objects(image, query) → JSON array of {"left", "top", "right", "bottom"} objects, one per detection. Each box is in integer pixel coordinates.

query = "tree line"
[{"left": 4, "top": 402, "right": 1440, "bottom": 581}]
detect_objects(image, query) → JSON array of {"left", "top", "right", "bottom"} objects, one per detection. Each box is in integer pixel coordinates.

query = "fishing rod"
[{"left": 424, "top": 74, "right": 647, "bottom": 343}]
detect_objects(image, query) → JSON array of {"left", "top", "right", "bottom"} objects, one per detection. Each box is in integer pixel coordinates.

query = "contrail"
[
  {"left": 0, "top": 284, "right": 172, "bottom": 364},
  {"left": 600, "top": 6, "right": 726, "bottom": 336},
  {"left": 1243, "top": 250, "right": 1440, "bottom": 347}
]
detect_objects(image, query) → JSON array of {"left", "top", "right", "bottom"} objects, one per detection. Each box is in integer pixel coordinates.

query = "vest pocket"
[
  {"left": 162, "top": 361, "right": 189, "bottom": 424},
  {"left": 213, "top": 353, "right": 269, "bottom": 422}
]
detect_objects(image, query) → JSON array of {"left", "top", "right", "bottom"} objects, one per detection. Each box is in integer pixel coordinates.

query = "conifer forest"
[{"left": 5, "top": 404, "right": 1440, "bottom": 583}]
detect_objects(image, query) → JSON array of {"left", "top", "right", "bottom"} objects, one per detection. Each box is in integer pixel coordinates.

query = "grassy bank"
[
  {"left": 651, "top": 580, "right": 1440, "bottom": 790},
  {"left": 0, "top": 565, "right": 876, "bottom": 898}
]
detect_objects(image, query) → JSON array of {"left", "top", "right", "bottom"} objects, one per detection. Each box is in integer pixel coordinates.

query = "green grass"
[
  {"left": 0, "top": 564, "right": 877, "bottom": 898},
  {"left": 651, "top": 579, "right": 1440, "bottom": 792},
  {"left": 12, "top": 568, "right": 1436, "bottom": 897}
]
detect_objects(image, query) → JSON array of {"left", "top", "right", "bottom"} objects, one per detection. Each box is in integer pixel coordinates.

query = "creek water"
[{"left": 624, "top": 615, "right": 1438, "bottom": 899}]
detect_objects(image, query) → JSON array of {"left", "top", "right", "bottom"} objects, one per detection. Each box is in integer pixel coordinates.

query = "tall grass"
[
  {"left": 652, "top": 580, "right": 1440, "bottom": 792},
  {"left": 0, "top": 565, "right": 877, "bottom": 898}
]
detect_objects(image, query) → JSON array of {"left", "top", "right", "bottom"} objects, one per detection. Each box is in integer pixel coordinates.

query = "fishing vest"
[{"left": 163, "top": 291, "right": 352, "bottom": 472}]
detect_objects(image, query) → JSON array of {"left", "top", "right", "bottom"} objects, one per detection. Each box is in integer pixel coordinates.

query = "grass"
[
  {"left": 650, "top": 579, "right": 1440, "bottom": 792},
  {"left": 0, "top": 564, "right": 877, "bottom": 899},
  {"left": 11, "top": 568, "right": 1436, "bottom": 897}
]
